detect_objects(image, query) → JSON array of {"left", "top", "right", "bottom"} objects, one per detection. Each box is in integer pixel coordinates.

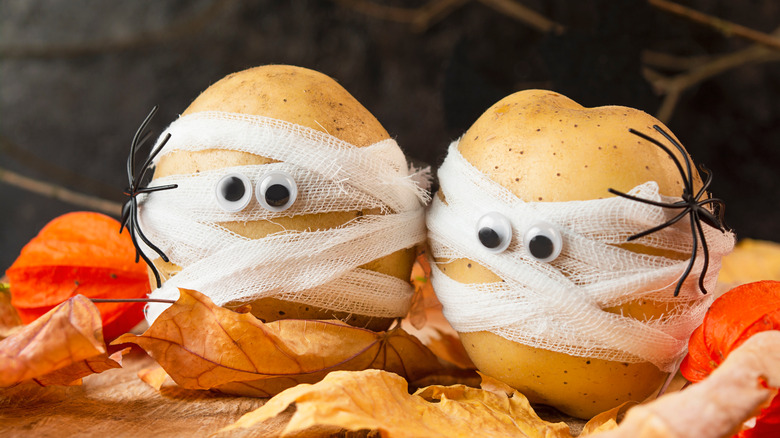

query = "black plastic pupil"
[
  {"left": 478, "top": 227, "right": 501, "bottom": 249},
  {"left": 265, "top": 184, "right": 290, "bottom": 207},
  {"left": 221, "top": 177, "right": 245, "bottom": 202},
  {"left": 529, "top": 235, "right": 554, "bottom": 259}
]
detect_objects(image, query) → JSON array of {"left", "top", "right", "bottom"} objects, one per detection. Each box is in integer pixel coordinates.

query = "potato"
[
  {"left": 434, "top": 89, "right": 703, "bottom": 418},
  {"left": 149, "top": 65, "right": 416, "bottom": 331}
]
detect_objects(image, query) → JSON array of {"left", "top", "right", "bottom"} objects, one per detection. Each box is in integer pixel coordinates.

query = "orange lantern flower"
[
  {"left": 6, "top": 211, "right": 150, "bottom": 340},
  {"left": 681, "top": 280, "right": 780, "bottom": 438}
]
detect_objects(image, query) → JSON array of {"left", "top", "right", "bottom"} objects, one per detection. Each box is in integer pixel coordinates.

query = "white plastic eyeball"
[
  {"left": 475, "top": 212, "right": 513, "bottom": 253},
  {"left": 256, "top": 170, "right": 298, "bottom": 212},
  {"left": 523, "top": 222, "right": 563, "bottom": 262},
  {"left": 215, "top": 173, "right": 252, "bottom": 212}
]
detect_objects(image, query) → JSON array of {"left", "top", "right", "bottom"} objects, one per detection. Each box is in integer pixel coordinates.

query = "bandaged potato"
[
  {"left": 426, "top": 90, "right": 734, "bottom": 418},
  {"left": 136, "top": 65, "right": 428, "bottom": 331}
]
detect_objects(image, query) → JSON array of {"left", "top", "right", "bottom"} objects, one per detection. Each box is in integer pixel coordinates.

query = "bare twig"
[
  {"left": 0, "top": 167, "right": 122, "bottom": 216},
  {"left": 333, "top": 0, "right": 563, "bottom": 34},
  {"left": 0, "top": 135, "right": 121, "bottom": 201},
  {"left": 641, "top": 50, "right": 712, "bottom": 71},
  {"left": 0, "top": 0, "right": 231, "bottom": 58},
  {"left": 649, "top": 27, "right": 780, "bottom": 123},
  {"left": 477, "top": 0, "right": 564, "bottom": 34},
  {"left": 648, "top": 0, "right": 780, "bottom": 52}
]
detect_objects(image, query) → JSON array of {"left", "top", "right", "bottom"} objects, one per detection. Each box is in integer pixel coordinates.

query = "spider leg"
[
  {"left": 131, "top": 200, "right": 171, "bottom": 263},
  {"left": 130, "top": 210, "right": 168, "bottom": 288},
  {"left": 129, "top": 222, "right": 163, "bottom": 288},
  {"left": 126, "top": 199, "right": 141, "bottom": 264},
  {"left": 137, "top": 133, "right": 171, "bottom": 185},
  {"left": 628, "top": 128, "right": 690, "bottom": 193},
  {"left": 119, "top": 201, "right": 132, "bottom": 234},
  {"left": 694, "top": 165, "right": 714, "bottom": 201},
  {"left": 694, "top": 212, "right": 711, "bottom": 295},
  {"left": 608, "top": 188, "right": 686, "bottom": 209},
  {"left": 129, "top": 106, "right": 159, "bottom": 184},
  {"left": 627, "top": 208, "right": 690, "bottom": 241},
  {"left": 136, "top": 184, "right": 178, "bottom": 195},
  {"left": 653, "top": 125, "right": 695, "bottom": 195},
  {"left": 674, "top": 213, "right": 699, "bottom": 297}
]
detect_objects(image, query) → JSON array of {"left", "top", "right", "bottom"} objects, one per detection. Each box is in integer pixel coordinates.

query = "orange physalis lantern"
[
  {"left": 6, "top": 211, "right": 150, "bottom": 340},
  {"left": 681, "top": 280, "right": 780, "bottom": 438}
]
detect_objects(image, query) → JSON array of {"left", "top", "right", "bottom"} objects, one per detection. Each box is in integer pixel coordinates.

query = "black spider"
[
  {"left": 608, "top": 125, "right": 727, "bottom": 297},
  {"left": 120, "top": 106, "right": 177, "bottom": 288}
]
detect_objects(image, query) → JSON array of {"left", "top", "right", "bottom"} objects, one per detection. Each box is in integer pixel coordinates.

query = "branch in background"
[
  {"left": 648, "top": 0, "right": 780, "bottom": 52},
  {"left": 0, "top": 135, "right": 122, "bottom": 202},
  {"left": 641, "top": 50, "right": 712, "bottom": 71},
  {"left": 0, "top": 0, "right": 230, "bottom": 58},
  {"left": 0, "top": 167, "right": 122, "bottom": 217},
  {"left": 646, "top": 26, "right": 780, "bottom": 123},
  {"left": 333, "top": 0, "right": 563, "bottom": 34},
  {"left": 477, "top": 0, "right": 564, "bottom": 34}
]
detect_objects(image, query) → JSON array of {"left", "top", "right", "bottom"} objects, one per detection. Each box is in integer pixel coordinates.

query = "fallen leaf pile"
[
  {"left": 4, "top": 217, "right": 780, "bottom": 437},
  {"left": 0, "top": 295, "right": 121, "bottom": 388},
  {"left": 217, "top": 369, "right": 622, "bottom": 438},
  {"left": 115, "top": 288, "right": 445, "bottom": 397},
  {"left": 5, "top": 212, "right": 150, "bottom": 340}
]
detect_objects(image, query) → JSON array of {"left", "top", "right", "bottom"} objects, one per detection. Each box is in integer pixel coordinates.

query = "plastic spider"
[
  {"left": 608, "top": 125, "right": 727, "bottom": 297},
  {"left": 120, "top": 106, "right": 177, "bottom": 288}
]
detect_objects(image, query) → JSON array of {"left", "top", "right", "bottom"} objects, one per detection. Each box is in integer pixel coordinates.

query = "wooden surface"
[{"left": 0, "top": 349, "right": 269, "bottom": 437}]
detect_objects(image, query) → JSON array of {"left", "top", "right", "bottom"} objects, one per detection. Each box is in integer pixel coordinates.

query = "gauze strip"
[
  {"left": 427, "top": 141, "right": 735, "bottom": 371},
  {"left": 138, "top": 111, "right": 428, "bottom": 323}
]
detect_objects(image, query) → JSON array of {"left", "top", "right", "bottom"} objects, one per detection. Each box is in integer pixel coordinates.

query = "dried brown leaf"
[
  {"left": 138, "top": 365, "right": 170, "bottom": 390},
  {"left": 0, "top": 295, "right": 112, "bottom": 387},
  {"left": 595, "top": 331, "right": 780, "bottom": 438},
  {"left": 115, "top": 289, "right": 443, "bottom": 396},
  {"left": 34, "top": 348, "right": 125, "bottom": 386},
  {"left": 219, "top": 369, "right": 619, "bottom": 438}
]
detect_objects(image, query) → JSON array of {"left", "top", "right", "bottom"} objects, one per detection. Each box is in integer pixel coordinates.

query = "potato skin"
[
  {"left": 149, "top": 65, "right": 416, "bottom": 331},
  {"left": 436, "top": 89, "right": 702, "bottom": 418}
]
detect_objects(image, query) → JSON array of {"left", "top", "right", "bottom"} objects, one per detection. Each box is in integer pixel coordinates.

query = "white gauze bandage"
[
  {"left": 138, "top": 111, "right": 429, "bottom": 324},
  {"left": 427, "top": 141, "right": 735, "bottom": 372}
]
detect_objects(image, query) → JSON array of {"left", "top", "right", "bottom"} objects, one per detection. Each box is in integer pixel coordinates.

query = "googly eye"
[
  {"left": 476, "top": 212, "right": 513, "bottom": 253},
  {"left": 523, "top": 222, "right": 562, "bottom": 262},
  {"left": 256, "top": 170, "right": 298, "bottom": 212},
  {"left": 215, "top": 173, "right": 252, "bottom": 212}
]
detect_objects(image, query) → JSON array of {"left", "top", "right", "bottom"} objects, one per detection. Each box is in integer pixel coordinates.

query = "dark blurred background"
[{"left": 1, "top": 0, "right": 779, "bottom": 271}]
